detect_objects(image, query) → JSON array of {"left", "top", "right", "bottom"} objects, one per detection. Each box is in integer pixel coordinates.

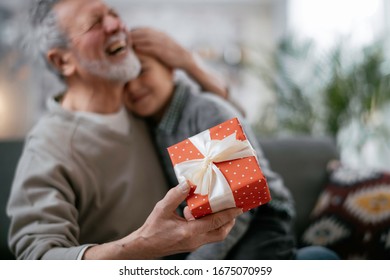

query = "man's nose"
[{"left": 104, "top": 14, "right": 125, "bottom": 34}]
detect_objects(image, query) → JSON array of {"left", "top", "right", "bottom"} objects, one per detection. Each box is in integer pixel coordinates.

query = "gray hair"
[{"left": 27, "top": 0, "right": 69, "bottom": 77}]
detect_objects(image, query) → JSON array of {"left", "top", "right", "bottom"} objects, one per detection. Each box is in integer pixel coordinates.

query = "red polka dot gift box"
[{"left": 167, "top": 117, "right": 271, "bottom": 218}]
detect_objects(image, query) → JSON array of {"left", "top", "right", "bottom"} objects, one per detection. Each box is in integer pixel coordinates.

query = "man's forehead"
[
  {"left": 55, "top": 0, "right": 109, "bottom": 20},
  {"left": 55, "top": 0, "right": 113, "bottom": 34}
]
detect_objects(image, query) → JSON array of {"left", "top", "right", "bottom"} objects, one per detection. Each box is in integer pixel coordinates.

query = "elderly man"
[{"left": 7, "top": 0, "right": 242, "bottom": 260}]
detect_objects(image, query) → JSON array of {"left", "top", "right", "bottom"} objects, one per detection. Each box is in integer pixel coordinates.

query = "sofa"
[
  {"left": 0, "top": 140, "right": 22, "bottom": 260},
  {"left": 0, "top": 136, "right": 339, "bottom": 259}
]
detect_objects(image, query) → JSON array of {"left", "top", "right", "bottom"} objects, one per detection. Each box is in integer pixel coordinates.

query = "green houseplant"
[{"left": 253, "top": 35, "right": 390, "bottom": 169}]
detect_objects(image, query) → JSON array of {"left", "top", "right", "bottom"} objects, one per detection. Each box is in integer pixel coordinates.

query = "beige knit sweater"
[{"left": 7, "top": 97, "right": 168, "bottom": 259}]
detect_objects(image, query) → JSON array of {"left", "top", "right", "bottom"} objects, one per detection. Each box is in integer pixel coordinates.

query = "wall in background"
[
  {"left": 288, "top": 0, "right": 385, "bottom": 49},
  {"left": 0, "top": 0, "right": 285, "bottom": 140}
]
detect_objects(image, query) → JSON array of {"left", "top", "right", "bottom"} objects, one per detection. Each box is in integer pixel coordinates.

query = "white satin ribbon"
[{"left": 174, "top": 130, "right": 256, "bottom": 213}]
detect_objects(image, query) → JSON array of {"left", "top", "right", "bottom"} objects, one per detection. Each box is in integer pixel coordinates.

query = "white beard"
[{"left": 78, "top": 49, "right": 141, "bottom": 83}]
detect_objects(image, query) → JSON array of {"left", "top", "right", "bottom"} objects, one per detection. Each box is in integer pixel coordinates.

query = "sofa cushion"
[
  {"left": 259, "top": 136, "right": 339, "bottom": 238},
  {"left": 301, "top": 163, "right": 390, "bottom": 259}
]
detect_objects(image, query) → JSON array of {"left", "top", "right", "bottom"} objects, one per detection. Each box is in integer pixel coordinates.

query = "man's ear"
[{"left": 47, "top": 49, "right": 75, "bottom": 77}]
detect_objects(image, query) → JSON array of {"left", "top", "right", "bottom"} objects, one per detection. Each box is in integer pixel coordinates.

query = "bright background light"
[
  {"left": 0, "top": 85, "right": 11, "bottom": 138},
  {"left": 288, "top": 0, "right": 384, "bottom": 49}
]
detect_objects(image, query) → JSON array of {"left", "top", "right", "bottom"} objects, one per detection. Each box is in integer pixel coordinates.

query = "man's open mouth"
[{"left": 106, "top": 40, "right": 127, "bottom": 56}]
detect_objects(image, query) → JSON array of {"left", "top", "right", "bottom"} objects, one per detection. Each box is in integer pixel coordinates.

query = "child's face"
[{"left": 124, "top": 53, "right": 174, "bottom": 120}]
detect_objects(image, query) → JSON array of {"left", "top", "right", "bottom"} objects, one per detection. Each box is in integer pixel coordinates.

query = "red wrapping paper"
[{"left": 168, "top": 118, "right": 271, "bottom": 218}]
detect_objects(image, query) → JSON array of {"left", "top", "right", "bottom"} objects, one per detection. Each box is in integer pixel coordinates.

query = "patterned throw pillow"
[{"left": 301, "top": 163, "right": 390, "bottom": 259}]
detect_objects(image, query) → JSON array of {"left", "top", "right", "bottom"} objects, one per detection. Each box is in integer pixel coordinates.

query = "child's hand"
[
  {"left": 130, "top": 27, "right": 194, "bottom": 71},
  {"left": 129, "top": 27, "right": 229, "bottom": 100}
]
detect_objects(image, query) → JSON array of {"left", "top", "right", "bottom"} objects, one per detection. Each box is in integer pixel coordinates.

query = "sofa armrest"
[{"left": 259, "top": 136, "right": 339, "bottom": 241}]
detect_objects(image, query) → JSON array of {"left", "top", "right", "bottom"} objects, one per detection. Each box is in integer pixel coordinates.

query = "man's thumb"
[{"left": 161, "top": 181, "right": 190, "bottom": 212}]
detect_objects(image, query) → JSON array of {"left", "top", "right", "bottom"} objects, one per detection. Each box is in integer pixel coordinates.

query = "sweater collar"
[{"left": 156, "top": 82, "right": 189, "bottom": 134}]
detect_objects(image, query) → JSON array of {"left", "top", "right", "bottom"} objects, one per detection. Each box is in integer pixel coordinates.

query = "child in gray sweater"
[{"left": 123, "top": 28, "right": 295, "bottom": 259}]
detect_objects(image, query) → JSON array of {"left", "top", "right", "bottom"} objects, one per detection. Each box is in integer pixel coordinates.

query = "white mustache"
[{"left": 105, "top": 32, "right": 127, "bottom": 48}]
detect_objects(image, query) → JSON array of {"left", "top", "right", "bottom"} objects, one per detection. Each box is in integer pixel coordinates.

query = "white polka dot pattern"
[{"left": 167, "top": 117, "right": 272, "bottom": 219}]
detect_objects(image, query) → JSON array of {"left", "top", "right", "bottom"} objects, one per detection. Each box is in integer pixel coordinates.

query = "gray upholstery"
[
  {"left": 0, "top": 140, "right": 23, "bottom": 259},
  {"left": 260, "top": 136, "right": 339, "bottom": 240},
  {"left": 0, "top": 136, "right": 338, "bottom": 259}
]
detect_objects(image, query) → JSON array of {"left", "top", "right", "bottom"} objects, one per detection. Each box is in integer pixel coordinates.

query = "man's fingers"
[
  {"left": 183, "top": 206, "right": 195, "bottom": 221},
  {"left": 157, "top": 181, "right": 190, "bottom": 213},
  {"left": 207, "top": 219, "right": 236, "bottom": 242},
  {"left": 195, "top": 219, "right": 236, "bottom": 246},
  {"left": 190, "top": 207, "right": 242, "bottom": 234}
]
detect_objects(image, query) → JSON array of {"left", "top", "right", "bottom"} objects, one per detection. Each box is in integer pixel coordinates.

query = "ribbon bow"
[{"left": 174, "top": 129, "right": 256, "bottom": 212}]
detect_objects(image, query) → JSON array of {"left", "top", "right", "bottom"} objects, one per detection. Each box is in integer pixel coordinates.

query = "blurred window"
[{"left": 288, "top": 0, "right": 384, "bottom": 49}]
